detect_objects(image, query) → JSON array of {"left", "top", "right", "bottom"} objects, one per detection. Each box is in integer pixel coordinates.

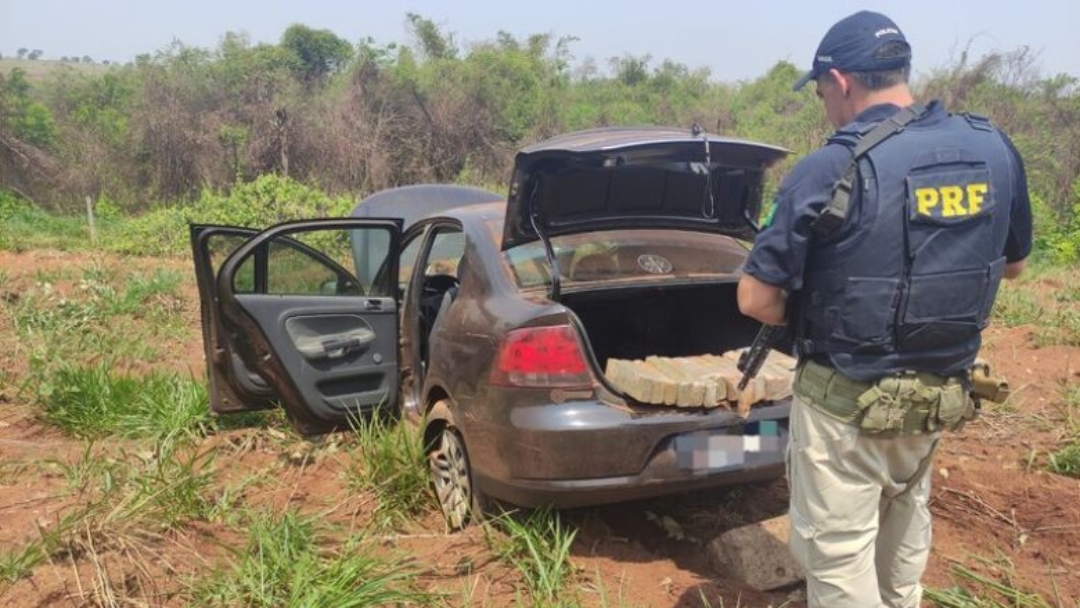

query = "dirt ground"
[{"left": 1, "top": 249, "right": 1078, "bottom": 607}]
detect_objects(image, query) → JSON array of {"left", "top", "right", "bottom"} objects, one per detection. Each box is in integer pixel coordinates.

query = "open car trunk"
[{"left": 561, "top": 281, "right": 796, "bottom": 411}]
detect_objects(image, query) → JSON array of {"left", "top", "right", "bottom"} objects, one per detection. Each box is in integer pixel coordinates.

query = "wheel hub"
[{"left": 429, "top": 428, "right": 472, "bottom": 529}]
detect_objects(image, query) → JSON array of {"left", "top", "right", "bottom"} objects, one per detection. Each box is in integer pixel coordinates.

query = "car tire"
[{"left": 428, "top": 424, "right": 487, "bottom": 530}]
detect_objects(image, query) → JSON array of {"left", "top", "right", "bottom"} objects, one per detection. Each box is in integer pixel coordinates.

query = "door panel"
[
  {"left": 216, "top": 219, "right": 401, "bottom": 433},
  {"left": 230, "top": 295, "right": 397, "bottom": 420}
]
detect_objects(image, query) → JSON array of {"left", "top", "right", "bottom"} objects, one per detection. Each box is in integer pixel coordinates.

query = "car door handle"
[
  {"left": 295, "top": 328, "right": 376, "bottom": 361},
  {"left": 362, "top": 299, "right": 383, "bottom": 311}
]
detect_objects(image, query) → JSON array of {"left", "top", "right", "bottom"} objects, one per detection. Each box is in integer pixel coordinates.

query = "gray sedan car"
[{"left": 191, "top": 127, "right": 792, "bottom": 529}]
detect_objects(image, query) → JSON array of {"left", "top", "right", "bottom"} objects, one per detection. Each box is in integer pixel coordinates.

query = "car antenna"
[{"left": 692, "top": 123, "right": 716, "bottom": 219}]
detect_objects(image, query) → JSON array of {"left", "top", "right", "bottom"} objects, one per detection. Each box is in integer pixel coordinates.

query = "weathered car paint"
[
  {"left": 410, "top": 200, "right": 791, "bottom": 509},
  {"left": 467, "top": 396, "right": 788, "bottom": 509}
]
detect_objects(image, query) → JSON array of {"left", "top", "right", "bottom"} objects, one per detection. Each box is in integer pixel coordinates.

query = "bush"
[
  {"left": 103, "top": 205, "right": 189, "bottom": 256},
  {"left": 187, "top": 173, "right": 354, "bottom": 228},
  {"left": 0, "top": 176, "right": 358, "bottom": 258},
  {"left": 0, "top": 190, "right": 88, "bottom": 251},
  {"left": 103, "top": 175, "right": 355, "bottom": 257}
]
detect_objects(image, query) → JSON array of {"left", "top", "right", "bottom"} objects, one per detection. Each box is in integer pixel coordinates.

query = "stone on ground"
[{"left": 707, "top": 515, "right": 805, "bottom": 591}]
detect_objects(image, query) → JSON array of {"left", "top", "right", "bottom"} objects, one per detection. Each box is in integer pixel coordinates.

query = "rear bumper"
[
  {"left": 465, "top": 395, "right": 790, "bottom": 509},
  {"left": 476, "top": 452, "right": 784, "bottom": 509}
]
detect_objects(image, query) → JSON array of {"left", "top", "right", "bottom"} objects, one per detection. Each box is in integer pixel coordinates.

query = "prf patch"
[{"left": 906, "top": 167, "right": 994, "bottom": 224}]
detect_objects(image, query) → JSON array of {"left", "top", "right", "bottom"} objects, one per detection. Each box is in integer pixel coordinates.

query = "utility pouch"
[
  {"left": 854, "top": 375, "right": 966, "bottom": 434},
  {"left": 855, "top": 381, "right": 910, "bottom": 432},
  {"left": 936, "top": 381, "right": 974, "bottom": 432}
]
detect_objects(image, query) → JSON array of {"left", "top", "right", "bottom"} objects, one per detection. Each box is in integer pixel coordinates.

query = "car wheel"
[{"left": 428, "top": 426, "right": 483, "bottom": 530}]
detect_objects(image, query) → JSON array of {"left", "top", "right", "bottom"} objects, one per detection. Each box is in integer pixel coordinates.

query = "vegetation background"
[{"left": 1, "top": 16, "right": 1078, "bottom": 262}]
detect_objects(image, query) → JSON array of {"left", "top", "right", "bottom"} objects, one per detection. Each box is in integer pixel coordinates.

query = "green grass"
[
  {"left": 44, "top": 441, "right": 119, "bottom": 492},
  {"left": 0, "top": 439, "right": 214, "bottom": 590},
  {"left": 1034, "top": 307, "right": 1080, "bottom": 347},
  {"left": 0, "top": 196, "right": 190, "bottom": 256},
  {"left": 0, "top": 531, "right": 59, "bottom": 585},
  {"left": 489, "top": 508, "right": 579, "bottom": 608},
  {"left": 1053, "top": 283, "right": 1080, "bottom": 304},
  {"left": 36, "top": 361, "right": 282, "bottom": 445},
  {"left": 1047, "top": 442, "right": 1080, "bottom": 477},
  {"left": 0, "top": 203, "right": 92, "bottom": 252},
  {"left": 345, "top": 415, "right": 433, "bottom": 528},
  {"left": 1048, "top": 384, "right": 1080, "bottom": 478},
  {"left": 41, "top": 364, "right": 211, "bottom": 441},
  {"left": 189, "top": 510, "right": 436, "bottom": 607},
  {"left": 5, "top": 266, "right": 192, "bottom": 404},
  {"left": 925, "top": 562, "right": 1058, "bottom": 607},
  {"left": 990, "top": 273, "right": 1080, "bottom": 346},
  {"left": 120, "top": 444, "right": 216, "bottom": 529},
  {"left": 75, "top": 265, "right": 186, "bottom": 319},
  {"left": 0, "top": 243, "right": 244, "bottom": 445},
  {"left": 991, "top": 283, "right": 1045, "bottom": 327}
]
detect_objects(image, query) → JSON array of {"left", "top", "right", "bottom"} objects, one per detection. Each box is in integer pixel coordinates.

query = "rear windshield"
[{"left": 501, "top": 228, "right": 750, "bottom": 289}]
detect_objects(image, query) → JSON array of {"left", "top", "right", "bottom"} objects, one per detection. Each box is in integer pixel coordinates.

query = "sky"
[{"left": 1, "top": 0, "right": 1078, "bottom": 83}]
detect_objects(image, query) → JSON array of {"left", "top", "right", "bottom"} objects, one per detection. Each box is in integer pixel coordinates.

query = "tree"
[
  {"left": 407, "top": 13, "right": 457, "bottom": 60},
  {"left": 610, "top": 54, "right": 651, "bottom": 87},
  {"left": 0, "top": 69, "right": 58, "bottom": 149},
  {"left": 16, "top": 48, "right": 27, "bottom": 59},
  {"left": 280, "top": 24, "right": 352, "bottom": 86},
  {"left": 27, "top": 50, "right": 43, "bottom": 60}
]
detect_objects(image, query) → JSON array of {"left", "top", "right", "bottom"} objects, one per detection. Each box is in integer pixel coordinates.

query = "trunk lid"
[{"left": 501, "top": 126, "right": 789, "bottom": 250}]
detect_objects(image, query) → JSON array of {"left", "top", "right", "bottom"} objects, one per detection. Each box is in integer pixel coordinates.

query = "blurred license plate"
[{"left": 675, "top": 421, "right": 786, "bottom": 473}]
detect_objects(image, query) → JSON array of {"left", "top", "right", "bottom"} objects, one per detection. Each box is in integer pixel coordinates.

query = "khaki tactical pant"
[{"left": 788, "top": 395, "right": 939, "bottom": 608}]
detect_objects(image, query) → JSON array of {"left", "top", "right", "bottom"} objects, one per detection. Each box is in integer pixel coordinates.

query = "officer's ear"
[{"left": 828, "top": 69, "right": 853, "bottom": 99}]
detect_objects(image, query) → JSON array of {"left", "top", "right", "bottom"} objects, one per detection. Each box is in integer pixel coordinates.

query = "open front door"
[{"left": 191, "top": 219, "right": 401, "bottom": 435}]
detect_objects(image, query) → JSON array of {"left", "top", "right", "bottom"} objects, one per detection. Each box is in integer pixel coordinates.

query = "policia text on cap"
[{"left": 736, "top": 10, "right": 1032, "bottom": 608}]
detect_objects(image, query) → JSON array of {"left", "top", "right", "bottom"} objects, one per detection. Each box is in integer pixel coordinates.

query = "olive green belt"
[{"left": 793, "top": 359, "right": 970, "bottom": 434}]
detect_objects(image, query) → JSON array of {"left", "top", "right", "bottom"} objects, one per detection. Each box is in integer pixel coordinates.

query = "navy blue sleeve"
[
  {"left": 743, "top": 145, "right": 851, "bottom": 291},
  {"left": 999, "top": 132, "right": 1033, "bottom": 263}
]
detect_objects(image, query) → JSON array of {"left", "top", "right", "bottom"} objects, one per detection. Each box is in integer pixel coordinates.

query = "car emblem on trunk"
[{"left": 637, "top": 254, "right": 673, "bottom": 274}]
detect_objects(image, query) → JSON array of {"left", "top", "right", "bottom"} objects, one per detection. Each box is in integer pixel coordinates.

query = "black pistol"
[{"left": 737, "top": 324, "right": 787, "bottom": 391}]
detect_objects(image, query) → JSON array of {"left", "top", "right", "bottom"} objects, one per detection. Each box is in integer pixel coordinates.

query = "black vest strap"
[{"left": 811, "top": 103, "right": 928, "bottom": 236}]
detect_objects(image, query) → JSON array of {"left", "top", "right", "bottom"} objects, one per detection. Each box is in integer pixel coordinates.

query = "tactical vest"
[{"left": 799, "top": 112, "right": 1015, "bottom": 381}]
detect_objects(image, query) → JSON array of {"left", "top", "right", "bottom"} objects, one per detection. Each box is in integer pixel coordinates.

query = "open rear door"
[
  {"left": 191, "top": 225, "right": 274, "bottom": 415},
  {"left": 191, "top": 219, "right": 401, "bottom": 435}
]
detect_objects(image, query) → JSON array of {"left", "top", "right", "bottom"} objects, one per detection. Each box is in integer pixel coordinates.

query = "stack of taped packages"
[{"left": 604, "top": 349, "right": 797, "bottom": 416}]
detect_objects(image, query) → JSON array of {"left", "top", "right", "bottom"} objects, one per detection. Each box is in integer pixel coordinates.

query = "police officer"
[{"left": 737, "top": 11, "right": 1032, "bottom": 608}]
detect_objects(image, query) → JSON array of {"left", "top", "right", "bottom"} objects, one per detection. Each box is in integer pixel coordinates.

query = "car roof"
[{"left": 351, "top": 184, "right": 504, "bottom": 231}]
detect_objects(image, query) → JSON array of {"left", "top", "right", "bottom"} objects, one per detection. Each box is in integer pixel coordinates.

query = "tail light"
[{"left": 489, "top": 325, "right": 594, "bottom": 388}]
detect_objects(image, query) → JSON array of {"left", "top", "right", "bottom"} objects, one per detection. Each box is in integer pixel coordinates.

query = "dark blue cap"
[{"left": 794, "top": 11, "right": 911, "bottom": 91}]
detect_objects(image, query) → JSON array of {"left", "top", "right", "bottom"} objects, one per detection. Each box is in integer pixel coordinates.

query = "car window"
[
  {"left": 503, "top": 229, "right": 749, "bottom": 289},
  {"left": 203, "top": 233, "right": 256, "bottom": 293},
  {"left": 398, "top": 234, "right": 424, "bottom": 289},
  {"left": 423, "top": 229, "right": 465, "bottom": 279},
  {"left": 229, "top": 226, "right": 396, "bottom": 297},
  {"left": 264, "top": 239, "right": 352, "bottom": 295}
]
